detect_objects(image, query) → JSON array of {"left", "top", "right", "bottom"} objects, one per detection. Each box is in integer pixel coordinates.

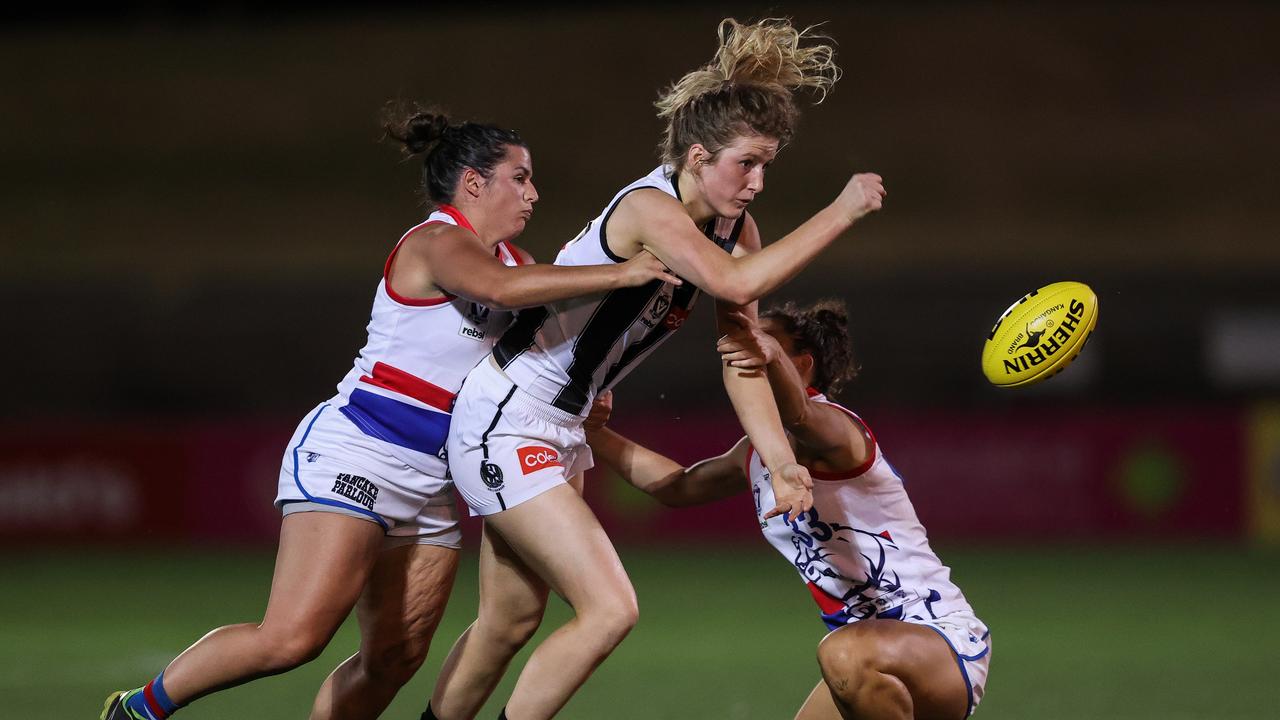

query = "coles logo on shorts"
[{"left": 517, "top": 445, "right": 562, "bottom": 475}]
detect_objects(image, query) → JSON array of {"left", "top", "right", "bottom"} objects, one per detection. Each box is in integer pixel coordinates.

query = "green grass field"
[{"left": 4, "top": 543, "right": 1277, "bottom": 719}]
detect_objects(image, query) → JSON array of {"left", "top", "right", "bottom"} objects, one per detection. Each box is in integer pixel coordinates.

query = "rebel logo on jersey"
[
  {"left": 517, "top": 445, "right": 562, "bottom": 475},
  {"left": 480, "top": 461, "right": 505, "bottom": 490}
]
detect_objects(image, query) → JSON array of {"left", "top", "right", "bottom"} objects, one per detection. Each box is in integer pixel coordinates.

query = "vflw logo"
[
  {"left": 460, "top": 303, "right": 491, "bottom": 341},
  {"left": 648, "top": 293, "right": 671, "bottom": 319},
  {"left": 517, "top": 445, "right": 562, "bottom": 475}
]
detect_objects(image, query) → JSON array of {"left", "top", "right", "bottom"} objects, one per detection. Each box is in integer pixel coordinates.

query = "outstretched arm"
[
  {"left": 606, "top": 173, "right": 884, "bottom": 305},
  {"left": 585, "top": 393, "right": 750, "bottom": 507},
  {"left": 393, "top": 225, "right": 681, "bottom": 312}
]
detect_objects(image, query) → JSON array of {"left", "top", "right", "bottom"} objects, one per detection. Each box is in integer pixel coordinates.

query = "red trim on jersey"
[
  {"left": 806, "top": 581, "right": 847, "bottom": 615},
  {"left": 500, "top": 241, "right": 529, "bottom": 266},
  {"left": 437, "top": 204, "right": 478, "bottom": 235},
  {"left": 804, "top": 394, "right": 878, "bottom": 480},
  {"left": 744, "top": 444, "right": 756, "bottom": 480},
  {"left": 358, "top": 362, "right": 456, "bottom": 413},
  {"left": 383, "top": 219, "right": 455, "bottom": 307},
  {"left": 383, "top": 209, "right": 521, "bottom": 306}
]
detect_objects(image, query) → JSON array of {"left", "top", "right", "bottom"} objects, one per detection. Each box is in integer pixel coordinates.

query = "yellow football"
[{"left": 981, "top": 281, "right": 1099, "bottom": 387}]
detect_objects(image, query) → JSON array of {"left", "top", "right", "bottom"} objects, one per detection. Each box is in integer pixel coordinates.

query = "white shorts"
[
  {"left": 907, "top": 611, "right": 991, "bottom": 716},
  {"left": 448, "top": 359, "right": 594, "bottom": 516},
  {"left": 275, "top": 403, "right": 462, "bottom": 548}
]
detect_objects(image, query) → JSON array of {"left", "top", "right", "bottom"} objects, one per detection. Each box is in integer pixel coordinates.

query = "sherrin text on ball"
[{"left": 981, "top": 281, "right": 1098, "bottom": 387}]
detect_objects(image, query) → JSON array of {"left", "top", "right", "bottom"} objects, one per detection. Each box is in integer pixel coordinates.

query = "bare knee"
[
  {"left": 259, "top": 625, "right": 331, "bottom": 672},
  {"left": 358, "top": 635, "right": 430, "bottom": 687},
  {"left": 496, "top": 610, "right": 545, "bottom": 653},
  {"left": 578, "top": 590, "right": 639, "bottom": 650},
  {"left": 817, "top": 623, "right": 908, "bottom": 711}
]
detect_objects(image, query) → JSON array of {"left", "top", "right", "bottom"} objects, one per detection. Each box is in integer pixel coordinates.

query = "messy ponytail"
[
  {"left": 656, "top": 18, "right": 841, "bottom": 172},
  {"left": 382, "top": 101, "right": 526, "bottom": 207},
  {"left": 762, "top": 298, "right": 858, "bottom": 396}
]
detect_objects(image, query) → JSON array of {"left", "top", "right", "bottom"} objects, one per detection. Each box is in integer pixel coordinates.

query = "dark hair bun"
[
  {"left": 383, "top": 104, "right": 452, "bottom": 156},
  {"left": 381, "top": 99, "right": 527, "bottom": 206},
  {"left": 810, "top": 302, "right": 849, "bottom": 333}
]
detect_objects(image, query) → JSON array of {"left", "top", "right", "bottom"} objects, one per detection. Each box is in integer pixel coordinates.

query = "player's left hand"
[
  {"left": 584, "top": 390, "right": 613, "bottom": 431},
  {"left": 764, "top": 462, "right": 814, "bottom": 522}
]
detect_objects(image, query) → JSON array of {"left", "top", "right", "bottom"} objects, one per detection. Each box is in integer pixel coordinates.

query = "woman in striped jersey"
[
  {"left": 589, "top": 301, "right": 991, "bottom": 719},
  {"left": 425, "top": 18, "right": 885, "bottom": 720},
  {"left": 100, "top": 106, "right": 677, "bottom": 720}
]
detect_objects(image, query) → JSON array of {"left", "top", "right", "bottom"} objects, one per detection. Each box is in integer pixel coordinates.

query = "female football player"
[
  {"left": 587, "top": 301, "right": 992, "bottom": 719},
  {"left": 101, "top": 105, "right": 678, "bottom": 720},
  {"left": 424, "top": 18, "right": 886, "bottom": 720}
]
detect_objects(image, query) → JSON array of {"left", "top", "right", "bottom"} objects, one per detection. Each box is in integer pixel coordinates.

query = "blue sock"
[{"left": 123, "top": 671, "right": 181, "bottom": 719}]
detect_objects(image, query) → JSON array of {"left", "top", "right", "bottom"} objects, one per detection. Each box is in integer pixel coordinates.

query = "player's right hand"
[
  {"left": 619, "top": 250, "right": 682, "bottom": 288},
  {"left": 764, "top": 462, "right": 815, "bottom": 523},
  {"left": 584, "top": 390, "right": 613, "bottom": 431},
  {"left": 833, "top": 172, "right": 886, "bottom": 224}
]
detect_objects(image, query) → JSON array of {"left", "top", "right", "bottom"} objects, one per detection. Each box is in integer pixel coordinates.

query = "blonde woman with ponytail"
[
  {"left": 426, "top": 18, "right": 885, "bottom": 720},
  {"left": 100, "top": 106, "right": 677, "bottom": 720}
]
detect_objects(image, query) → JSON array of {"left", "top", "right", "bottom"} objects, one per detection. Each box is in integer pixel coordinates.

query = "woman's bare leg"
[
  {"left": 480, "top": 484, "right": 638, "bottom": 720},
  {"left": 310, "top": 542, "right": 459, "bottom": 720},
  {"left": 816, "top": 620, "right": 968, "bottom": 720},
  {"left": 158, "top": 512, "right": 384, "bottom": 704},
  {"left": 428, "top": 526, "right": 549, "bottom": 719},
  {"left": 429, "top": 474, "right": 584, "bottom": 720}
]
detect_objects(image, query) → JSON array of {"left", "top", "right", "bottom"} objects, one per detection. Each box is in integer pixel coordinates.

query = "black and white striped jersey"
[{"left": 493, "top": 165, "right": 744, "bottom": 416}]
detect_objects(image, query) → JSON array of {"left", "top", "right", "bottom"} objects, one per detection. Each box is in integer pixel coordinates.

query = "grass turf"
[{"left": 3, "top": 543, "right": 1277, "bottom": 719}]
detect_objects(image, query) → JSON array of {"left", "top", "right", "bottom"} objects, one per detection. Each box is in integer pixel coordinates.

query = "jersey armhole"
[
  {"left": 599, "top": 186, "right": 667, "bottom": 263},
  {"left": 808, "top": 403, "right": 878, "bottom": 481},
  {"left": 384, "top": 222, "right": 454, "bottom": 307}
]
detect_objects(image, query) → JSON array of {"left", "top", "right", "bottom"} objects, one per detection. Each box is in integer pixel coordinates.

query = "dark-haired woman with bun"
[
  {"left": 587, "top": 300, "right": 992, "bottom": 719},
  {"left": 99, "top": 106, "right": 678, "bottom": 720}
]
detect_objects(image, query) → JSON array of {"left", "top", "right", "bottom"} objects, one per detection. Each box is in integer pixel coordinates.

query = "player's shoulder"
[
  {"left": 615, "top": 185, "right": 684, "bottom": 215},
  {"left": 405, "top": 219, "right": 471, "bottom": 242},
  {"left": 400, "top": 220, "right": 481, "bottom": 259}
]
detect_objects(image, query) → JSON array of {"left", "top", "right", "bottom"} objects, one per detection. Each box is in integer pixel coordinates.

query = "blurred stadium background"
[{"left": 3, "top": 2, "right": 1279, "bottom": 718}]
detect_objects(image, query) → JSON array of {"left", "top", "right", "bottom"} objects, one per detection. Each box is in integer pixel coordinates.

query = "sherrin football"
[{"left": 982, "top": 281, "right": 1098, "bottom": 387}]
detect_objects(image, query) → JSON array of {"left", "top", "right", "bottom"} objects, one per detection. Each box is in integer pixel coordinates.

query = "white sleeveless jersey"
[
  {"left": 748, "top": 393, "right": 975, "bottom": 630},
  {"left": 331, "top": 205, "right": 521, "bottom": 476},
  {"left": 493, "top": 165, "right": 743, "bottom": 416}
]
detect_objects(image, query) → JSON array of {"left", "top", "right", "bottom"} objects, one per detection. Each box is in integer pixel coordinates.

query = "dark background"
[
  {"left": 6, "top": 2, "right": 1277, "bottom": 421},
  {"left": 5, "top": 5, "right": 1280, "bottom": 719}
]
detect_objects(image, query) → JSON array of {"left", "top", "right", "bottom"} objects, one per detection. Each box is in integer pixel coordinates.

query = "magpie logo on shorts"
[
  {"left": 480, "top": 460, "right": 505, "bottom": 491},
  {"left": 517, "top": 445, "right": 562, "bottom": 475}
]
